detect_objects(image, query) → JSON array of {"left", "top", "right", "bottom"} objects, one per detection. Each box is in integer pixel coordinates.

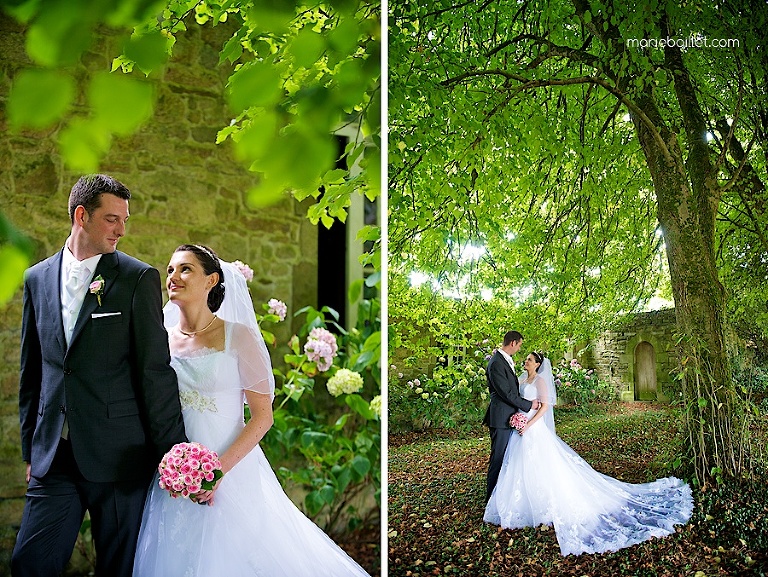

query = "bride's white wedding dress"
[
  {"left": 133, "top": 321, "right": 370, "bottom": 576},
  {"left": 484, "top": 374, "right": 693, "bottom": 556}
]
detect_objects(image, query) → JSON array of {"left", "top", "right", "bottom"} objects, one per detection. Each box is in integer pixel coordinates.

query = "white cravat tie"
[
  {"left": 65, "top": 260, "right": 83, "bottom": 296},
  {"left": 63, "top": 260, "right": 86, "bottom": 347}
]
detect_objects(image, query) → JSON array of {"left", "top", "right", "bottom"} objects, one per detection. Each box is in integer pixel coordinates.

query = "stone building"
[
  {"left": 573, "top": 308, "right": 678, "bottom": 402},
  {"left": 0, "top": 16, "right": 376, "bottom": 572}
]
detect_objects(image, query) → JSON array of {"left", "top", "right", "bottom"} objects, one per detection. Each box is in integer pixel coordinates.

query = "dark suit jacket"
[
  {"left": 19, "top": 249, "right": 187, "bottom": 483},
  {"left": 482, "top": 351, "right": 533, "bottom": 428}
]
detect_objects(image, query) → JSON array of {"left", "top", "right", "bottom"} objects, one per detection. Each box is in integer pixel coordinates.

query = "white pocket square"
[{"left": 92, "top": 312, "right": 121, "bottom": 318}]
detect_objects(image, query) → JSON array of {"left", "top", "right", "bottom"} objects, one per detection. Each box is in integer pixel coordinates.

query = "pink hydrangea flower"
[
  {"left": 232, "top": 260, "right": 254, "bottom": 282},
  {"left": 304, "top": 327, "right": 338, "bottom": 372},
  {"left": 267, "top": 298, "right": 287, "bottom": 321}
]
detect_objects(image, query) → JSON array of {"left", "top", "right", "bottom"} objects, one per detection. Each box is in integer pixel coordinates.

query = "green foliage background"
[{"left": 0, "top": 0, "right": 381, "bottom": 305}]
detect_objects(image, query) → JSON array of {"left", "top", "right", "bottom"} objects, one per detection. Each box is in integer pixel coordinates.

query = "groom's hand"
[{"left": 532, "top": 399, "right": 541, "bottom": 410}]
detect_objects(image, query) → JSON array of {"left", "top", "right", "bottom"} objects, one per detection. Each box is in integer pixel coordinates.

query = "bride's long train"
[{"left": 484, "top": 409, "right": 693, "bottom": 556}]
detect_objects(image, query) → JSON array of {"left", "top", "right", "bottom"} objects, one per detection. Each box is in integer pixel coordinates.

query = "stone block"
[
  {"left": 165, "top": 63, "right": 221, "bottom": 95},
  {"left": 190, "top": 126, "right": 219, "bottom": 144}
]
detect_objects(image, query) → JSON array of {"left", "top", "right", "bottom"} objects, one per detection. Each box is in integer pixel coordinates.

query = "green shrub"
[
  {"left": 553, "top": 358, "right": 616, "bottom": 406},
  {"left": 389, "top": 352, "right": 489, "bottom": 432}
]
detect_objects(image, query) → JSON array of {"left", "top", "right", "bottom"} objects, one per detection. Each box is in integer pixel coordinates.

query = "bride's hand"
[{"left": 194, "top": 476, "right": 224, "bottom": 506}]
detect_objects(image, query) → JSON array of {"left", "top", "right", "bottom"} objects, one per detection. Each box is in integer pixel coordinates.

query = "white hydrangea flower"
[
  {"left": 369, "top": 395, "right": 382, "bottom": 417},
  {"left": 326, "top": 368, "right": 364, "bottom": 397}
]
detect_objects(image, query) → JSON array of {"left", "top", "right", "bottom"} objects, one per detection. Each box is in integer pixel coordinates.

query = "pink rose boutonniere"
[
  {"left": 158, "top": 442, "right": 224, "bottom": 500},
  {"left": 89, "top": 275, "right": 105, "bottom": 306}
]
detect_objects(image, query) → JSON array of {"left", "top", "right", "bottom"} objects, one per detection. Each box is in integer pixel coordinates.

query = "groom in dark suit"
[
  {"left": 483, "top": 330, "right": 541, "bottom": 501},
  {"left": 12, "top": 175, "right": 187, "bottom": 577}
]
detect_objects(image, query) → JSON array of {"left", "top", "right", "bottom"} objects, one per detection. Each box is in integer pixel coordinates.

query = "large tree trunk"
[
  {"left": 570, "top": 0, "right": 747, "bottom": 484},
  {"left": 633, "top": 93, "right": 743, "bottom": 484}
]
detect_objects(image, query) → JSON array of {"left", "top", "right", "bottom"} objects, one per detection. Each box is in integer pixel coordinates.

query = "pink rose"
[{"left": 157, "top": 442, "right": 223, "bottom": 500}]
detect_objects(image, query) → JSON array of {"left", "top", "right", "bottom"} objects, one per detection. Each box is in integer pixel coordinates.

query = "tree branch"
[{"left": 440, "top": 71, "right": 674, "bottom": 165}]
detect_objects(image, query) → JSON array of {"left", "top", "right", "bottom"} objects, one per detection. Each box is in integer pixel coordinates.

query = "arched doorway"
[{"left": 634, "top": 341, "right": 657, "bottom": 400}]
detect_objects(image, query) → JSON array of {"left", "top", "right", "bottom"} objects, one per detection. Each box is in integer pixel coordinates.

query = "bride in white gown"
[
  {"left": 133, "top": 244, "right": 370, "bottom": 576},
  {"left": 484, "top": 352, "right": 693, "bottom": 556}
]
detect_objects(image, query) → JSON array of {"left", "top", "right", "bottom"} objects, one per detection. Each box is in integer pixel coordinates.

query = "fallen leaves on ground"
[{"left": 389, "top": 403, "right": 767, "bottom": 576}]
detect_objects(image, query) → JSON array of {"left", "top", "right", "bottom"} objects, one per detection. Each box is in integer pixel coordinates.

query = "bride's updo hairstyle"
[
  {"left": 531, "top": 351, "right": 544, "bottom": 373},
  {"left": 174, "top": 244, "right": 226, "bottom": 312}
]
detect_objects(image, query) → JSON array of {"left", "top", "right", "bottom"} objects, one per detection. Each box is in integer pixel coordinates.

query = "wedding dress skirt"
[
  {"left": 133, "top": 322, "right": 370, "bottom": 576},
  {"left": 484, "top": 384, "right": 693, "bottom": 556}
]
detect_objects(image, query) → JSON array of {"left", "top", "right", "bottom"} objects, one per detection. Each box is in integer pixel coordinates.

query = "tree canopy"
[{"left": 389, "top": 0, "right": 767, "bottom": 481}]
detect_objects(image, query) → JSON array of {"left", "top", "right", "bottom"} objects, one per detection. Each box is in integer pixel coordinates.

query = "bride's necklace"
[{"left": 178, "top": 315, "right": 217, "bottom": 337}]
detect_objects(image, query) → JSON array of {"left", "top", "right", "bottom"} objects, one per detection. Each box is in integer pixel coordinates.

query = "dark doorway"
[{"left": 317, "top": 135, "right": 348, "bottom": 329}]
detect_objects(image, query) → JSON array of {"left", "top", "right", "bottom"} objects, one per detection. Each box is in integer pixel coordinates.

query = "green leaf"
[
  {"left": 7, "top": 69, "right": 75, "bottom": 130},
  {"left": 246, "top": 5, "right": 294, "bottom": 34},
  {"left": 58, "top": 118, "right": 112, "bottom": 172},
  {"left": 25, "top": 1, "right": 93, "bottom": 67},
  {"left": 246, "top": 177, "right": 289, "bottom": 209},
  {"left": 260, "top": 328, "right": 276, "bottom": 347},
  {"left": 257, "top": 128, "right": 335, "bottom": 189},
  {"left": 123, "top": 30, "right": 170, "bottom": 74},
  {"left": 304, "top": 489, "right": 327, "bottom": 516},
  {"left": 333, "top": 59, "right": 368, "bottom": 108},
  {"left": 290, "top": 27, "right": 326, "bottom": 68},
  {"left": 318, "top": 483, "right": 336, "bottom": 504},
  {"left": 200, "top": 468, "right": 224, "bottom": 491},
  {"left": 220, "top": 28, "right": 246, "bottom": 64},
  {"left": 362, "top": 331, "right": 381, "bottom": 351},
  {"left": 349, "top": 455, "right": 371, "bottom": 480},
  {"left": 226, "top": 61, "right": 282, "bottom": 113},
  {"left": 345, "top": 394, "right": 376, "bottom": 420},
  {"left": 89, "top": 72, "right": 154, "bottom": 136},
  {"left": 322, "top": 168, "right": 348, "bottom": 184},
  {"left": 332, "top": 465, "right": 353, "bottom": 493},
  {"left": 328, "top": 17, "right": 360, "bottom": 55},
  {"left": 300, "top": 431, "right": 332, "bottom": 450},
  {"left": 348, "top": 278, "right": 364, "bottom": 304},
  {"left": 365, "top": 271, "right": 381, "bottom": 287},
  {"left": 356, "top": 225, "right": 380, "bottom": 243},
  {"left": 233, "top": 112, "right": 279, "bottom": 163},
  {"left": 0, "top": 244, "right": 30, "bottom": 304}
]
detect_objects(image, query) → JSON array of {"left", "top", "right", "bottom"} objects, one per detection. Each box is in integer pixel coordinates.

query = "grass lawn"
[{"left": 388, "top": 403, "right": 767, "bottom": 576}]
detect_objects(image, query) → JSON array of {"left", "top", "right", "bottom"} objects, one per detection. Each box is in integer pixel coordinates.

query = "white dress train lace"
[
  {"left": 133, "top": 321, "right": 370, "bottom": 576},
  {"left": 483, "top": 377, "right": 693, "bottom": 556}
]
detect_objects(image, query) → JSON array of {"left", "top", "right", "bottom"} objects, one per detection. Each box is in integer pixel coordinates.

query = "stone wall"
[
  {"left": 0, "top": 17, "right": 318, "bottom": 571},
  {"left": 577, "top": 308, "right": 679, "bottom": 402}
]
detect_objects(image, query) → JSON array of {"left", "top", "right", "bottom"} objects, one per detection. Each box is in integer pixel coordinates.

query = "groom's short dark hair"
[{"left": 503, "top": 331, "right": 523, "bottom": 346}]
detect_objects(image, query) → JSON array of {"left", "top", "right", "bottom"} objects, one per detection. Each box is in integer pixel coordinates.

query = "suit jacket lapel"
[
  {"left": 42, "top": 250, "right": 67, "bottom": 354},
  {"left": 68, "top": 252, "right": 119, "bottom": 351}
]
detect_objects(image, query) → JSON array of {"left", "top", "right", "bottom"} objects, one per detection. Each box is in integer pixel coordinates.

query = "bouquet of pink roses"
[
  {"left": 510, "top": 412, "right": 528, "bottom": 435},
  {"left": 158, "top": 442, "right": 223, "bottom": 499}
]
